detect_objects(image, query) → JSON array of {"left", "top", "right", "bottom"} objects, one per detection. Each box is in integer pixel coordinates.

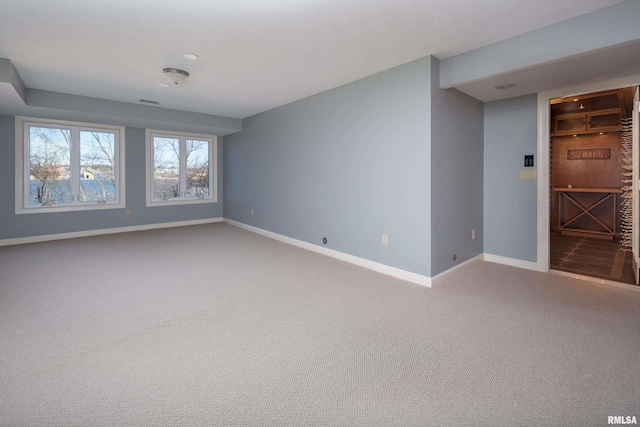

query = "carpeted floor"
[{"left": 0, "top": 223, "right": 639, "bottom": 426}]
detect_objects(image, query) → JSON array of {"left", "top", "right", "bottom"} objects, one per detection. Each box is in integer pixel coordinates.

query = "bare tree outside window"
[
  {"left": 153, "top": 137, "right": 180, "bottom": 200},
  {"left": 19, "top": 119, "right": 124, "bottom": 213},
  {"left": 80, "top": 131, "right": 116, "bottom": 202},
  {"left": 148, "top": 132, "right": 214, "bottom": 205},
  {"left": 29, "top": 127, "right": 71, "bottom": 205},
  {"left": 186, "top": 139, "right": 209, "bottom": 198}
]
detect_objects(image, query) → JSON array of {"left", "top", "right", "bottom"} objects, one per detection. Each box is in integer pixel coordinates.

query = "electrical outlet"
[
  {"left": 472, "top": 229, "right": 476, "bottom": 240},
  {"left": 251, "top": 209, "right": 254, "bottom": 216},
  {"left": 125, "top": 209, "right": 131, "bottom": 216},
  {"left": 382, "top": 234, "right": 388, "bottom": 245}
]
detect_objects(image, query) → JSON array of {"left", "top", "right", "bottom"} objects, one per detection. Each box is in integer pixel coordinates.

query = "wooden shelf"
[
  {"left": 552, "top": 187, "right": 622, "bottom": 193},
  {"left": 552, "top": 188, "right": 620, "bottom": 239}
]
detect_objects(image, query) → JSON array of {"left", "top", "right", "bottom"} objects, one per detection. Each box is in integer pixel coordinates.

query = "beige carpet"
[{"left": 0, "top": 223, "right": 638, "bottom": 426}]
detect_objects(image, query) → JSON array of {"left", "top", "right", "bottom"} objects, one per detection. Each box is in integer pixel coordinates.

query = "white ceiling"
[{"left": 0, "top": 0, "right": 628, "bottom": 119}]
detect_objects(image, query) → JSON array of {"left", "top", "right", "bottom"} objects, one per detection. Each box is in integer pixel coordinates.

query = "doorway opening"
[{"left": 549, "top": 87, "right": 637, "bottom": 284}]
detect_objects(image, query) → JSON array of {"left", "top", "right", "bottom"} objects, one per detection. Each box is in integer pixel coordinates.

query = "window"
[
  {"left": 15, "top": 117, "right": 125, "bottom": 214},
  {"left": 146, "top": 130, "right": 217, "bottom": 206}
]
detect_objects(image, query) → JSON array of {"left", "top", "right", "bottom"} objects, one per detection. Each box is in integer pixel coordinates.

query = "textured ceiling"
[{"left": 0, "top": 0, "right": 628, "bottom": 118}]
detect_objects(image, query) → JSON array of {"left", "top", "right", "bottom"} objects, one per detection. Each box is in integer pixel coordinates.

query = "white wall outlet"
[
  {"left": 382, "top": 234, "right": 388, "bottom": 245},
  {"left": 251, "top": 209, "right": 254, "bottom": 216},
  {"left": 125, "top": 209, "right": 131, "bottom": 216},
  {"left": 472, "top": 229, "right": 476, "bottom": 240}
]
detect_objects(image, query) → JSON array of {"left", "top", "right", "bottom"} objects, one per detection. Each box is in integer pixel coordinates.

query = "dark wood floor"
[{"left": 550, "top": 233, "right": 636, "bottom": 285}]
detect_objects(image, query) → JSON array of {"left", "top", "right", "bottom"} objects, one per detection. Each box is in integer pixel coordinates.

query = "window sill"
[
  {"left": 16, "top": 202, "right": 126, "bottom": 215},
  {"left": 146, "top": 197, "right": 218, "bottom": 208}
]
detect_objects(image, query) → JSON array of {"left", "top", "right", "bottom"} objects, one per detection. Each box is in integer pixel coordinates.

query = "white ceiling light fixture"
[
  {"left": 183, "top": 53, "right": 199, "bottom": 60},
  {"left": 163, "top": 68, "right": 190, "bottom": 85},
  {"left": 494, "top": 83, "right": 516, "bottom": 90}
]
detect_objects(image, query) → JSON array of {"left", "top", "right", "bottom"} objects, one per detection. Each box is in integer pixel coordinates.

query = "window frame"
[
  {"left": 145, "top": 129, "right": 217, "bottom": 207},
  {"left": 15, "top": 117, "right": 126, "bottom": 215}
]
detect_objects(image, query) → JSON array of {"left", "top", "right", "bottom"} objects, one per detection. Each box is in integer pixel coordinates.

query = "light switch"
[{"left": 520, "top": 170, "right": 537, "bottom": 181}]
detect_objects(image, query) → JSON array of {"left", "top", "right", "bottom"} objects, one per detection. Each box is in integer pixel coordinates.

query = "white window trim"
[
  {"left": 145, "top": 129, "right": 217, "bottom": 207},
  {"left": 15, "top": 116, "right": 126, "bottom": 215}
]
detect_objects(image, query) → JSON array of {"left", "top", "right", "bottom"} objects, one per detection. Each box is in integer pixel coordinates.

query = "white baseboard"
[
  {"left": 0, "top": 217, "right": 223, "bottom": 246},
  {"left": 4, "top": 216, "right": 554, "bottom": 290},
  {"left": 223, "top": 218, "right": 432, "bottom": 287},
  {"left": 483, "top": 253, "right": 544, "bottom": 272},
  {"left": 431, "top": 254, "right": 484, "bottom": 287}
]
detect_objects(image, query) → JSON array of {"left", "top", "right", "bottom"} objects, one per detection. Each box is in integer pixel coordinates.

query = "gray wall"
[
  {"left": 430, "top": 58, "right": 484, "bottom": 276},
  {"left": 0, "top": 115, "right": 223, "bottom": 240},
  {"left": 224, "top": 57, "right": 433, "bottom": 276},
  {"left": 483, "top": 95, "right": 538, "bottom": 262}
]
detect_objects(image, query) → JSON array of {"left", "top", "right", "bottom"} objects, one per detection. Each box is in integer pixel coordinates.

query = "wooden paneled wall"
[
  {"left": 550, "top": 132, "right": 622, "bottom": 234},
  {"left": 551, "top": 133, "right": 622, "bottom": 188}
]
